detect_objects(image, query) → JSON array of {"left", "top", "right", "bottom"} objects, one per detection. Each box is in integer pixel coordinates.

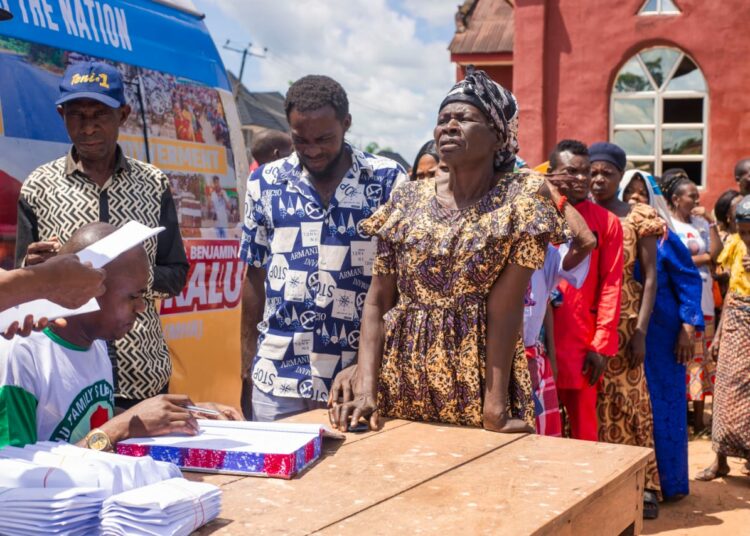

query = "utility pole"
[{"left": 223, "top": 40, "right": 267, "bottom": 94}]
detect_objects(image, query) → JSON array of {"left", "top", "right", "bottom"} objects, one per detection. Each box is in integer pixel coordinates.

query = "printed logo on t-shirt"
[{"left": 49, "top": 380, "right": 114, "bottom": 443}]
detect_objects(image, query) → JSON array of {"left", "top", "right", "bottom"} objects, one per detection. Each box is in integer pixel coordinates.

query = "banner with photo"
[{"left": 0, "top": 28, "right": 243, "bottom": 406}]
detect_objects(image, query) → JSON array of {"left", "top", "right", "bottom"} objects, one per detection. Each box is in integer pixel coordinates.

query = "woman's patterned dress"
[
  {"left": 597, "top": 203, "right": 663, "bottom": 496},
  {"left": 360, "top": 173, "right": 565, "bottom": 428}
]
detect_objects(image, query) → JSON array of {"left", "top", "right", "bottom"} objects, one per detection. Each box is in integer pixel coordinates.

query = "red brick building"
[{"left": 450, "top": 0, "right": 750, "bottom": 204}]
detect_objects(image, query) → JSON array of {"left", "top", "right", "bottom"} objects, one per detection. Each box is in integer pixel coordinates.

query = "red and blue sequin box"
[{"left": 116, "top": 420, "right": 337, "bottom": 479}]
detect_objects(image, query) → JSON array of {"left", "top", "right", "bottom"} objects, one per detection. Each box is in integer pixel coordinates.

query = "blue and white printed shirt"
[{"left": 240, "top": 144, "right": 406, "bottom": 401}]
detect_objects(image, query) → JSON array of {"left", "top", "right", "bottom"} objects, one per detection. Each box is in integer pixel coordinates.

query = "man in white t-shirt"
[{"left": 0, "top": 223, "right": 241, "bottom": 450}]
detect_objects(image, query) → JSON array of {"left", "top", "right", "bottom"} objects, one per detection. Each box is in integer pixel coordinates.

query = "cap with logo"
[{"left": 56, "top": 61, "right": 126, "bottom": 109}]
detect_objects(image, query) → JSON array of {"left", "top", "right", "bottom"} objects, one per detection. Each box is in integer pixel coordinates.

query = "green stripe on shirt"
[
  {"left": 42, "top": 327, "right": 90, "bottom": 352},
  {"left": 0, "top": 385, "right": 38, "bottom": 447}
]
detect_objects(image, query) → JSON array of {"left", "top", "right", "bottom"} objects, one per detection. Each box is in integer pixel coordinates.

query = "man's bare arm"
[{"left": 241, "top": 266, "right": 266, "bottom": 379}]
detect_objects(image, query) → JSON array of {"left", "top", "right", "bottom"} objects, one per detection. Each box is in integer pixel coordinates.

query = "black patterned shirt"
[{"left": 15, "top": 145, "right": 188, "bottom": 400}]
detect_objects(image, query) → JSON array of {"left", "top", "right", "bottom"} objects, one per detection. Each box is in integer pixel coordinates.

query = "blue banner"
[{"left": 0, "top": 0, "right": 230, "bottom": 90}]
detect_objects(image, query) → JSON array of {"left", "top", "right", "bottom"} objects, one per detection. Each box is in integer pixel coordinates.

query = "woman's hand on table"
[
  {"left": 327, "top": 364, "right": 358, "bottom": 407},
  {"left": 329, "top": 393, "right": 379, "bottom": 432},
  {"left": 328, "top": 366, "right": 380, "bottom": 432}
]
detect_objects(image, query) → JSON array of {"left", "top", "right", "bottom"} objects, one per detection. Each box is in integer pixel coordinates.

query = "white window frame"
[
  {"left": 610, "top": 48, "right": 708, "bottom": 187},
  {"left": 639, "top": 0, "right": 681, "bottom": 15}
]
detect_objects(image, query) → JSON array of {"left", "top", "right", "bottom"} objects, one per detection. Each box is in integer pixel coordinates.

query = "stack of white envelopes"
[
  {"left": 0, "top": 442, "right": 220, "bottom": 535},
  {"left": 0, "top": 484, "right": 107, "bottom": 535},
  {"left": 0, "top": 441, "right": 181, "bottom": 495},
  {"left": 100, "top": 478, "right": 222, "bottom": 536}
]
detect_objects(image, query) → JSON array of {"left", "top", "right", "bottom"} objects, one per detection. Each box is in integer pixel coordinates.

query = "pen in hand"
[{"left": 185, "top": 405, "right": 221, "bottom": 416}]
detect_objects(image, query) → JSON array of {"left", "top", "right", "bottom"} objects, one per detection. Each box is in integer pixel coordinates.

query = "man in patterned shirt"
[
  {"left": 15, "top": 61, "right": 188, "bottom": 409},
  {"left": 240, "top": 75, "right": 406, "bottom": 421}
]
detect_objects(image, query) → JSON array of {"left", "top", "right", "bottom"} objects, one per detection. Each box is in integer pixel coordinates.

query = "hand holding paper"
[{"left": 0, "top": 222, "right": 164, "bottom": 334}]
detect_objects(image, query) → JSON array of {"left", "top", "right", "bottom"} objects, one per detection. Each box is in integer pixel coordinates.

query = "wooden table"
[{"left": 188, "top": 410, "right": 651, "bottom": 535}]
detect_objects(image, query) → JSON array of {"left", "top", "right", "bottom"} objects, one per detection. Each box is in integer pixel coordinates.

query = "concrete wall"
[{"left": 514, "top": 0, "right": 750, "bottom": 206}]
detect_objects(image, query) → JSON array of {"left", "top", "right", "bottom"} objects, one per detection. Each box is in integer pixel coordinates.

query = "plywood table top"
[{"left": 188, "top": 410, "right": 651, "bottom": 535}]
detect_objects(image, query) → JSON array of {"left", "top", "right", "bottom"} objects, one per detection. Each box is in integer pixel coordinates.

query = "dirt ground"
[{"left": 643, "top": 438, "right": 750, "bottom": 535}]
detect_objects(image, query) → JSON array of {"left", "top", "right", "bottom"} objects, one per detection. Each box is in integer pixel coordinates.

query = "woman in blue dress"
[{"left": 620, "top": 170, "right": 704, "bottom": 500}]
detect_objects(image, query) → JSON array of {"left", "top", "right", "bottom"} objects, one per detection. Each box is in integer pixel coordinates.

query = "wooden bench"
[{"left": 189, "top": 409, "right": 650, "bottom": 535}]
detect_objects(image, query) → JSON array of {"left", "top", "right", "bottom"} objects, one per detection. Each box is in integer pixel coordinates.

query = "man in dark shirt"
[{"left": 15, "top": 61, "right": 188, "bottom": 408}]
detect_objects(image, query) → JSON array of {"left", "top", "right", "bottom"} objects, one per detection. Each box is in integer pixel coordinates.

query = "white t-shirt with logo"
[
  {"left": 0, "top": 328, "right": 114, "bottom": 447},
  {"left": 672, "top": 216, "right": 715, "bottom": 317}
]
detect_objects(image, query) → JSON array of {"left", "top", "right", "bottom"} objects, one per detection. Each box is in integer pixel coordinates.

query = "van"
[{"left": 0, "top": 0, "right": 247, "bottom": 406}]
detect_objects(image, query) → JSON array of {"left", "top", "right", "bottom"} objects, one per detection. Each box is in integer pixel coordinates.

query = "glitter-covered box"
[{"left": 116, "top": 420, "right": 342, "bottom": 479}]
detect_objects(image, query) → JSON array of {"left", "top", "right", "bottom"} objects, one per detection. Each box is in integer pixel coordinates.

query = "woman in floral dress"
[
  {"left": 328, "top": 68, "right": 564, "bottom": 433},
  {"left": 589, "top": 143, "right": 663, "bottom": 517}
]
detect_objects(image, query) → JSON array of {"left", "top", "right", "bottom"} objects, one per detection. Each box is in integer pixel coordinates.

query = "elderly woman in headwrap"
[
  {"left": 620, "top": 170, "right": 704, "bottom": 499},
  {"left": 328, "top": 68, "right": 565, "bottom": 433}
]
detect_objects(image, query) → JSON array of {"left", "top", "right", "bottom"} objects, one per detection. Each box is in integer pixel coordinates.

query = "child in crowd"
[{"left": 0, "top": 223, "right": 241, "bottom": 451}]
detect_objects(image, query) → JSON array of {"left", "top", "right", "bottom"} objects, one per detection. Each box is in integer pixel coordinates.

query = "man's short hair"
[
  {"left": 59, "top": 222, "right": 116, "bottom": 255},
  {"left": 251, "top": 130, "right": 292, "bottom": 166},
  {"left": 549, "top": 139, "right": 589, "bottom": 169},
  {"left": 284, "top": 75, "right": 349, "bottom": 120},
  {"left": 60, "top": 222, "right": 148, "bottom": 275},
  {"left": 734, "top": 157, "right": 750, "bottom": 177}
]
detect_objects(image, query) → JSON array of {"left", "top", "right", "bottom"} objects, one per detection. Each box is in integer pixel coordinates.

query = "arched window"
[
  {"left": 610, "top": 47, "right": 707, "bottom": 185},
  {"left": 639, "top": 0, "right": 680, "bottom": 15}
]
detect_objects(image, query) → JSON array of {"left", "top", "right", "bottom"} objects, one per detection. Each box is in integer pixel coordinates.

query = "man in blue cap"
[{"left": 15, "top": 61, "right": 189, "bottom": 409}]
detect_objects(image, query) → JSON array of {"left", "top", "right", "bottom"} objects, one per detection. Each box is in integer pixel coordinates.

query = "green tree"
[{"left": 364, "top": 141, "right": 392, "bottom": 154}]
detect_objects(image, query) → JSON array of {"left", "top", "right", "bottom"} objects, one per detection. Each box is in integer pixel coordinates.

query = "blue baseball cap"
[{"left": 56, "top": 61, "right": 126, "bottom": 108}]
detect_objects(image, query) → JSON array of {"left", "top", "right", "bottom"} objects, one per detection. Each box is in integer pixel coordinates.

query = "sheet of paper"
[
  {"left": 0, "top": 298, "right": 99, "bottom": 333},
  {"left": 195, "top": 419, "right": 344, "bottom": 439},
  {"left": 75, "top": 221, "right": 164, "bottom": 269},
  {"left": 0, "top": 222, "right": 164, "bottom": 332},
  {"left": 120, "top": 425, "right": 315, "bottom": 455}
]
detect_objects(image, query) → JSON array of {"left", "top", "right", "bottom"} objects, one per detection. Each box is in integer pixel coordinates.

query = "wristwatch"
[{"left": 84, "top": 428, "right": 112, "bottom": 451}]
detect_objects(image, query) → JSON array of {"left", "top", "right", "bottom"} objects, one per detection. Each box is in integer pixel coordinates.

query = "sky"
[{"left": 192, "top": 0, "right": 458, "bottom": 164}]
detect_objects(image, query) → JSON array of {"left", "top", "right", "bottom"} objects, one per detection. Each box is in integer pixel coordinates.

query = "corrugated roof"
[
  {"left": 449, "top": 0, "right": 514, "bottom": 55},
  {"left": 228, "top": 72, "right": 289, "bottom": 132}
]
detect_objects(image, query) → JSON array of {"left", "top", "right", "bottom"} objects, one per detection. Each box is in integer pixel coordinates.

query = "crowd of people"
[
  {"left": 0, "top": 59, "right": 748, "bottom": 525},
  {"left": 400, "top": 92, "right": 750, "bottom": 518}
]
